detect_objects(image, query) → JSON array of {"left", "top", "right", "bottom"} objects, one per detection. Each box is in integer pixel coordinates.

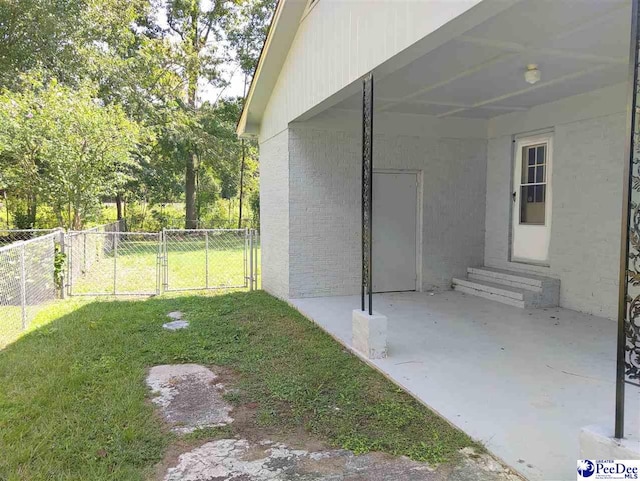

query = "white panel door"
[
  {"left": 512, "top": 134, "right": 553, "bottom": 264},
  {"left": 372, "top": 172, "right": 418, "bottom": 292}
]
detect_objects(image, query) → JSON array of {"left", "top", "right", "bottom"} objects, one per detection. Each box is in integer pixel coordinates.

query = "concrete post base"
[
  {"left": 579, "top": 425, "right": 640, "bottom": 459},
  {"left": 352, "top": 309, "right": 387, "bottom": 359}
]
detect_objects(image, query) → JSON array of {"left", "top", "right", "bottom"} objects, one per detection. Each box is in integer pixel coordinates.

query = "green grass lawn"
[{"left": 0, "top": 291, "right": 477, "bottom": 480}]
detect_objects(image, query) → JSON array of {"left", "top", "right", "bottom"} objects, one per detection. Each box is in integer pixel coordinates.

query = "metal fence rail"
[
  {"left": 0, "top": 229, "right": 57, "bottom": 247},
  {"left": 0, "top": 231, "right": 61, "bottom": 345}
]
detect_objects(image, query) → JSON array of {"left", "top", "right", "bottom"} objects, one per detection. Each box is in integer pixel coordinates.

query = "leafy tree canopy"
[
  {"left": 0, "top": 0, "right": 276, "bottom": 229},
  {"left": 0, "top": 75, "right": 142, "bottom": 228}
]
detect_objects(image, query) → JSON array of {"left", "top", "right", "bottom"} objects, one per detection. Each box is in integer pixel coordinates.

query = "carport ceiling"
[{"left": 333, "top": 0, "right": 630, "bottom": 119}]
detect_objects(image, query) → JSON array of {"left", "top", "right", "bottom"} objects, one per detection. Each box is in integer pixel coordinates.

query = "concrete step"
[
  {"left": 453, "top": 267, "right": 560, "bottom": 308},
  {"left": 467, "top": 266, "right": 556, "bottom": 291},
  {"left": 452, "top": 277, "right": 527, "bottom": 308}
]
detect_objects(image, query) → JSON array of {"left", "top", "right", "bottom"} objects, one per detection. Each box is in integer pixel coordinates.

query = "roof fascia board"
[{"left": 237, "top": 0, "right": 307, "bottom": 138}]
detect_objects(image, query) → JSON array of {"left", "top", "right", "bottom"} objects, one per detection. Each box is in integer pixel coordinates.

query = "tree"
[
  {"left": 228, "top": 0, "right": 275, "bottom": 227},
  {"left": 0, "top": 0, "right": 150, "bottom": 90},
  {"left": 160, "top": 0, "right": 239, "bottom": 228},
  {"left": 0, "top": 76, "right": 141, "bottom": 229},
  {"left": 0, "top": 0, "right": 275, "bottom": 230}
]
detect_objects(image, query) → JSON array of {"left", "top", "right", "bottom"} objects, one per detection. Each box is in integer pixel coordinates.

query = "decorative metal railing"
[
  {"left": 361, "top": 73, "right": 374, "bottom": 315},
  {"left": 616, "top": 0, "right": 640, "bottom": 439}
]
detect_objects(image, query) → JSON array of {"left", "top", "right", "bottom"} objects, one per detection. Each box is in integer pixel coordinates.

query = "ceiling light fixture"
[{"left": 525, "top": 64, "right": 541, "bottom": 85}]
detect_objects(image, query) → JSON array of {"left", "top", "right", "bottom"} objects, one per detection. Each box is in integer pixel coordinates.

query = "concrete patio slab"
[{"left": 290, "top": 291, "right": 640, "bottom": 481}]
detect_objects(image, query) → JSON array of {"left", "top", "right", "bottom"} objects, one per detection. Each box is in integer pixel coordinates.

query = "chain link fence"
[
  {"left": 66, "top": 227, "right": 259, "bottom": 295},
  {"left": 0, "top": 222, "right": 260, "bottom": 346},
  {"left": 0, "top": 229, "right": 58, "bottom": 247},
  {"left": 0, "top": 230, "right": 62, "bottom": 347},
  {"left": 65, "top": 220, "right": 123, "bottom": 292},
  {"left": 67, "top": 231, "right": 161, "bottom": 296}
]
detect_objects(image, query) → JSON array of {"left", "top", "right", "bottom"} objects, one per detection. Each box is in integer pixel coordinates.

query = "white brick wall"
[
  {"left": 260, "top": 84, "right": 626, "bottom": 318},
  {"left": 259, "top": 130, "right": 290, "bottom": 299},
  {"left": 288, "top": 127, "right": 361, "bottom": 298},
  {"left": 286, "top": 117, "right": 487, "bottom": 298},
  {"left": 485, "top": 85, "right": 626, "bottom": 319}
]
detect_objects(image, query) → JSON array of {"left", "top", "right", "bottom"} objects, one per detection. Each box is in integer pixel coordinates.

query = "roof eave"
[{"left": 236, "top": 0, "right": 307, "bottom": 139}]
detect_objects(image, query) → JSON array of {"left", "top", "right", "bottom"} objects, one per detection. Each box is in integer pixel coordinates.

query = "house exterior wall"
[
  {"left": 288, "top": 127, "right": 360, "bottom": 298},
  {"left": 258, "top": 0, "right": 490, "bottom": 143},
  {"left": 485, "top": 83, "right": 627, "bottom": 319},
  {"left": 286, "top": 110, "right": 487, "bottom": 298},
  {"left": 259, "top": 129, "right": 290, "bottom": 299}
]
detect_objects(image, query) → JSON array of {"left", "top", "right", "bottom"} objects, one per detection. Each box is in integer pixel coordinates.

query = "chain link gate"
[
  {"left": 64, "top": 228, "right": 258, "bottom": 296},
  {"left": 162, "top": 229, "right": 254, "bottom": 291},
  {"left": 66, "top": 231, "right": 162, "bottom": 296}
]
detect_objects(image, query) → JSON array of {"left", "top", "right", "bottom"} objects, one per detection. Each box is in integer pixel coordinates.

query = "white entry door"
[
  {"left": 372, "top": 172, "right": 418, "bottom": 292},
  {"left": 512, "top": 134, "right": 553, "bottom": 264}
]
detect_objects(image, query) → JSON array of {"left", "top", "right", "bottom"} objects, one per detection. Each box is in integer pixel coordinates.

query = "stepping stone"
[
  {"left": 146, "top": 364, "right": 233, "bottom": 434},
  {"left": 167, "top": 311, "right": 183, "bottom": 320},
  {"left": 163, "top": 320, "right": 189, "bottom": 331}
]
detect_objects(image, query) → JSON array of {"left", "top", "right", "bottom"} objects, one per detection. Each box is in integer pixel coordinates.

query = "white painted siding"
[
  {"left": 485, "top": 83, "right": 627, "bottom": 319},
  {"left": 259, "top": 0, "right": 483, "bottom": 143},
  {"left": 259, "top": 130, "right": 290, "bottom": 299},
  {"left": 287, "top": 110, "right": 487, "bottom": 298}
]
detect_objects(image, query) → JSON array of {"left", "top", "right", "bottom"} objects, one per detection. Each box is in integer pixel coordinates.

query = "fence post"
[
  {"left": 19, "top": 243, "right": 27, "bottom": 329},
  {"left": 244, "top": 228, "right": 248, "bottom": 288},
  {"left": 156, "top": 232, "right": 162, "bottom": 296},
  {"left": 113, "top": 232, "right": 118, "bottom": 295},
  {"left": 67, "top": 233, "right": 73, "bottom": 296},
  {"left": 254, "top": 230, "right": 259, "bottom": 291},
  {"left": 58, "top": 230, "right": 66, "bottom": 300},
  {"left": 162, "top": 229, "right": 168, "bottom": 291},
  {"left": 82, "top": 232, "right": 87, "bottom": 273},
  {"left": 249, "top": 229, "right": 254, "bottom": 292},
  {"left": 205, "top": 230, "right": 209, "bottom": 289}
]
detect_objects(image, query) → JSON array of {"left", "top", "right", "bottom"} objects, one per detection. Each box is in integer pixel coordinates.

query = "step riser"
[
  {"left": 453, "top": 278, "right": 525, "bottom": 301},
  {"left": 467, "top": 267, "right": 547, "bottom": 289},
  {"left": 453, "top": 284, "right": 526, "bottom": 308},
  {"left": 454, "top": 266, "right": 560, "bottom": 309},
  {"left": 468, "top": 272, "right": 543, "bottom": 293}
]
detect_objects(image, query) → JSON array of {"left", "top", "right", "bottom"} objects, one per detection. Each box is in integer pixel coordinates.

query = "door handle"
[{"left": 512, "top": 191, "right": 517, "bottom": 202}]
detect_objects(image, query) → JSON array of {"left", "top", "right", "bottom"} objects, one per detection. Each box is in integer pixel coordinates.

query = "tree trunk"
[
  {"left": 3, "top": 191, "right": 9, "bottom": 228},
  {"left": 72, "top": 209, "right": 82, "bottom": 230},
  {"left": 116, "top": 193, "right": 123, "bottom": 220},
  {"left": 54, "top": 204, "right": 64, "bottom": 227},
  {"left": 27, "top": 192, "right": 37, "bottom": 228},
  {"left": 185, "top": 154, "right": 198, "bottom": 229},
  {"left": 185, "top": 55, "right": 199, "bottom": 229}
]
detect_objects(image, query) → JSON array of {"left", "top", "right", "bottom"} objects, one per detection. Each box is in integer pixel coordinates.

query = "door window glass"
[{"left": 520, "top": 143, "right": 546, "bottom": 225}]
